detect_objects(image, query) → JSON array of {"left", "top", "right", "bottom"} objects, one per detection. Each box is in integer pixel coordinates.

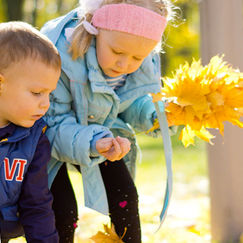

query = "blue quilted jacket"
[
  {"left": 0, "top": 119, "right": 58, "bottom": 242},
  {"left": 41, "top": 8, "right": 164, "bottom": 215}
]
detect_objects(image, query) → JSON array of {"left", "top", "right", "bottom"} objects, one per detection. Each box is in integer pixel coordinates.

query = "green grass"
[
  {"left": 136, "top": 130, "right": 208, "bottom": 183},
  {"left": 134, "top": 133, "right": 210, "bottom": 243}
]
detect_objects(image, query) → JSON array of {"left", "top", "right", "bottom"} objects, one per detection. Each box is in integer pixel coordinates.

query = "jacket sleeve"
[
  {"left": 119, "top": 51, "right": 164, "bottom": 134},
  {"left": 44, "top": 73, "right": 112, "bottom": 167},
  {"left": 119, "top": 95, "right": 164, "bottom": 134},
  {"left": 119, "top": 95, "right": 177, "bottom": 136},
  {"left": 18, "top": 133, "right": 59, "bottom": 243}
]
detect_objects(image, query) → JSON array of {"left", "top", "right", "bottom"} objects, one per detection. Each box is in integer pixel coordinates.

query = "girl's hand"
[
  {"left": 96, "top": 136, "right": 131, "bottom": 161},
  {"left": 96, "top": 137, "right": 121, "bottom": 161},
  {"left": 115, "top": 136, "right": 131, "bottom": 160}
]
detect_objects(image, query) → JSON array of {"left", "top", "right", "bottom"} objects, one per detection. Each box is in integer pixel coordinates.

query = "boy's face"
[
  {"left": 0, "top": 58, "right": 60, "bottom": 128},
  {"left": 96, "top": 29, "right": 158, "bottom": 77}
]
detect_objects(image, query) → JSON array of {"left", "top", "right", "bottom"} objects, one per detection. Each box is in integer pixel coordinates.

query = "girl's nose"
[{"left": 116, "top": 56, "right": 129, "bottom": 70}]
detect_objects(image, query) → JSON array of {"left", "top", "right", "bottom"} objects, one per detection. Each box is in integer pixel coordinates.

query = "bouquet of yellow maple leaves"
[{"left": 151, "top": 55, "right": 243, "bottom": 147}]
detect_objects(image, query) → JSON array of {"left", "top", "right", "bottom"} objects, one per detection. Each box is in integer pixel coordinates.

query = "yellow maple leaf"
[
  {"left": 90, "top": 224, "right": 126, "bottom": 243},
  {"left": 179, "top": 126, "right": 196, "bottom": 147},
  {"left": 151, "top": 91, "right": 163, "bottom": 102},
  {"left": 195, "top": 127, "right": 215, "bottom": 144},
  {"left": 187, "top": 225, "right": 202, "bottom": 236},
  {"left": 150, "top": 55, "right": 243, "bottom": 147}
]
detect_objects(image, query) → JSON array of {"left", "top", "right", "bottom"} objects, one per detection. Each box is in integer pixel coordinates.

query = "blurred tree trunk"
[
  {"left": 32, "top": 0, "right": 38, "bottom": 26},
  {"left": 200, "top": 0, "right": 243, "bottom": 242},
  {"left": 3, "top": 0, "right": 25, "bottom": 21},
  {"left": 57, "top": 0, "right": 63, "bottom": 13}
]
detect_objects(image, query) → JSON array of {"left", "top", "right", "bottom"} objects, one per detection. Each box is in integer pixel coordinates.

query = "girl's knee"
[
  {"left": 111, "top": 184, "right": 139, "bottom": 211},
  {"left": 123, "top": 185, "right": 139, "bottom": 204}
]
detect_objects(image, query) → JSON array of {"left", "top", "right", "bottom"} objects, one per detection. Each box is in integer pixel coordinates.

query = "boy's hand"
[{"left": 96, "top": 136, "right": 131, "bottom": 161}]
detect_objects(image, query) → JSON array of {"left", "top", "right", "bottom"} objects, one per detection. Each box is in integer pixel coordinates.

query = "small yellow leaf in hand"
[{"left": 151, "top": 92, "right": 163, "bottom": 102}]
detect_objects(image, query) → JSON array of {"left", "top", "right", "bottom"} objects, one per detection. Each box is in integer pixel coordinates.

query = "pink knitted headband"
[{"left": 91, "top": 4, "right": 167, "bottom": 42}]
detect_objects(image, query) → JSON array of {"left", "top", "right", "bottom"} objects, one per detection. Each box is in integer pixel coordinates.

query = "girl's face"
[{"left": 96, "top": 29, "right": 158, "bottom": 77}]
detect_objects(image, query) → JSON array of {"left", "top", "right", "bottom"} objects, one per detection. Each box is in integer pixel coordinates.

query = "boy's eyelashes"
[
  {"left": 31, "top": 91, "right": 42, "bottom": 96},
  {"left": 31, "top": 91, "right": 51, "bottom": 96},
  {"left": 133, "top": 56, "right": 142, "bottom": 61}
]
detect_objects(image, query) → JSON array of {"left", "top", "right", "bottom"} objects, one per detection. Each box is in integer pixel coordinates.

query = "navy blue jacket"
[{"left": 0, "top": 119, "right": 58, "bottom": 242}]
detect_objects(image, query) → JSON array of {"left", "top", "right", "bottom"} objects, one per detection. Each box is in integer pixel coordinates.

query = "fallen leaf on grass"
[{"left": 90, "top": 224, "right": 126, "bottom": 243}]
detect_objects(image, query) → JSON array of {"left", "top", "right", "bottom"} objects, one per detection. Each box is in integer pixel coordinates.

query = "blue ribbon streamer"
[{"left": 154, "top": 101, "right": 173, "bottom": 231}]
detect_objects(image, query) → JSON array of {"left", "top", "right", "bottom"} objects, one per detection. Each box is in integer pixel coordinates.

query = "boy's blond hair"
[
  {"left": 70, "top": 0, "right": 175, "bottom": 60},
  {"left": 0, "top": 21, "right": 61, "bottom": 71}
]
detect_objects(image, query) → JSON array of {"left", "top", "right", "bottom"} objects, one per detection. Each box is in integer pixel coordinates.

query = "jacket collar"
[
  {"left": 0, "top": 124, "right": 30, "bottom": 144},
  {"left": 85, "top": 39, "right": 119, "bottom": 96},
  {"left": 85, "top": 39, "right": 161, "bottom": 96},
  {"left": 0, "top": 123, "right": 16, "bottom": 141},
  {"left": 0, "top": 119, "right": 44, "bottom": 144},
  {"left": 42, "top": 8, "right": 80, "bottom": 45}
]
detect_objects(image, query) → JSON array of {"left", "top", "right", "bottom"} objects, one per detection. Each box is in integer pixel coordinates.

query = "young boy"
[{"left": 0, "top": 22, "right": 61, "bottom": 243}]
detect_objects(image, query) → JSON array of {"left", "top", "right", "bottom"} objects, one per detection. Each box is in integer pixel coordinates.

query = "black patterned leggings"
[{"left": 51, "top": 160, "right": 141, "bottom": 243}]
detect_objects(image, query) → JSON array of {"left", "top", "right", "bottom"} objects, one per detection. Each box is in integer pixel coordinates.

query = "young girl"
[{"left": 41, "top": 0, "right": 174, "bottom": 242}]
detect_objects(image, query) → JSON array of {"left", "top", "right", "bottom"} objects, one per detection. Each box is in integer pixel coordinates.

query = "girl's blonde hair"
[{"left": 69, "top": 0, "right": 174, "bottom": 60}]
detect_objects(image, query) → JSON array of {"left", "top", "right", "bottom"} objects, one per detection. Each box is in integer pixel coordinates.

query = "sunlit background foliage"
[
  {"left": 0, "top": 0, "right": 199, "bottom": 77},
  {"left": 0, "top": 1, "right": 209, "bottom": 242}
]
